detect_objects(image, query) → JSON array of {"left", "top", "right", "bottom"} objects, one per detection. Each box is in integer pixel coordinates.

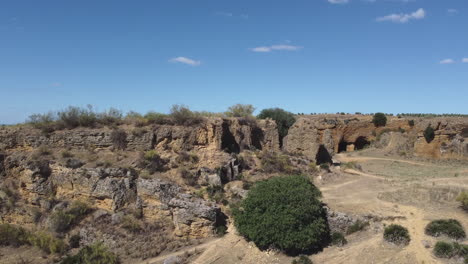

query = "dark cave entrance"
[
  {"left": 338, "top": 140, "right": 348, "bottom": 153},
  {"left": 221, "top": 122, "right": 240, "bottom": 153},
  {"left": 354, "top": 136, "right": 370, "bottom": 150},
  {"left": 316, "top": 145, "right": 333, "bottom": 165}
]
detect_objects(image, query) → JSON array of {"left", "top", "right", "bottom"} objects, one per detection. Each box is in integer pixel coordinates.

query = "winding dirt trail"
[{"left": 133, "top": 237, "right": 222, "bottom": 264}]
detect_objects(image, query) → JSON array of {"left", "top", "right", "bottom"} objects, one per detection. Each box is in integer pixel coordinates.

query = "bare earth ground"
[{"left": 141, "top": 149, "right": 468, "bottom": 264}]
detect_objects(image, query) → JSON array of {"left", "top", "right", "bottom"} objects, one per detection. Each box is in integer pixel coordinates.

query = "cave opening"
[
  {"left": 221, "top": 122, "right": 240, "bottom": 153},
  {"left": 338, "top": 140, "right": 348, "bottom": 153},
  {"left": 354, "top": 136, "right": 370, "bottom": 150},
  {"left": 316, "top": 145, "right": 333, "bottom": 165}
]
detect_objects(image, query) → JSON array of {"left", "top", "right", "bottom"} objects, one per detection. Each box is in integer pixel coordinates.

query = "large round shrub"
[
  {"left": 257, "top": 108, "right": 296, "bottom": 144},
  {"left": 372, "top": 113, "right": 387, "bottom": 127},
  {"left": 383, "top": 224, "right": 410, "bottom": 245},
  {"left": 425, "top": 219, "right": 466, "bottom": 239},
  {"left": 233, "top": 175, "right": 329, "bottom": 253}
]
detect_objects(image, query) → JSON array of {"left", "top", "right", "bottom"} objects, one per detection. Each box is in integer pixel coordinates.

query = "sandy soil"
[{"left": 183, "top": 151, "right": 468, "bottom": 264}]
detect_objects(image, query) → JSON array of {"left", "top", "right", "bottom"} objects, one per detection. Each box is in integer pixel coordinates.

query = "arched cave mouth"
[
  {"left": 338, "top": 140, "right": 348, "bottom": 153},
  {"left": 354, "top": 136, "right": 370, "bottom": 150},
  {"left": 316, "top": 145, "right": 332, "bottom": 165},
  {"left": 221, "top": 122, "right": 240, "bottom": 153}
]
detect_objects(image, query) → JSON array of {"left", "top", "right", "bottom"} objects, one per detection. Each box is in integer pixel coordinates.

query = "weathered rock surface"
[
  {"left": 284, "top": 115, "right": 468, "bottom": 161},
  {"left": 325, "top": 206, "right": 359, "bottom": 234},
  {"left": 0, "top": 118, "right": 280, "bottom": 154}
]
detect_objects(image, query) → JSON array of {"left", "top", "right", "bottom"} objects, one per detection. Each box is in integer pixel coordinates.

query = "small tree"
[
  {"left": 233, "top": 175, "right": 329, "bottom": 254},
  {"left": 424, "top": 125, "right": 435, "bottom": 143},
  {"left": 372, "top": 113, "right": 387, "bottom": 127},
  {"left": 257, "top": 108, "right": 296, "bottom": 145},
  {"left": 225, "top": 104, "right": 255, "bottom": 118}
]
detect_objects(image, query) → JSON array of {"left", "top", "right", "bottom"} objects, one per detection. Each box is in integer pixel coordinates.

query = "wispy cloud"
[
  {"left": 169, "top": 57, "right": 201, "bottom": 66},
  {"left": 376, "top": 8, "right": 425, "bottom": 23},
  {"left": 328, "top": 0, "right": 349, "bottom": 4},
  {"left": 447, "top": 9, "right": 458, "bottom": 15},
  {"left": 250, "top": 44, "right": 302, "bottom": 53},
  {"left": 462, "top": 58, "right": 468, "bottom": 63},
  {"left": 439, "top": 59, "right": 455, "bottom": 64},
  {"left": 51, "top": 82, "right": 62, "bottom": 87},
  {"left": 215, "top": 12, "right": 248, "bottom": 19}
]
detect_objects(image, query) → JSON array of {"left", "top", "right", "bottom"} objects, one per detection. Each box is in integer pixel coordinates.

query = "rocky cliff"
[
  {"left": 283, "top": 115, "right": 468, "bottom": 161},
  {"left": 0, "top": 117, "right": 279, "bottom": 261}
]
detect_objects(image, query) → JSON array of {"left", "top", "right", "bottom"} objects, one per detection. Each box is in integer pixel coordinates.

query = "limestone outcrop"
[
  {"left": 283, "top": 115, "right": 468, "bottom": 161},
  {"left": 0, "top": 118, "right": 279, "bottom": 153}
]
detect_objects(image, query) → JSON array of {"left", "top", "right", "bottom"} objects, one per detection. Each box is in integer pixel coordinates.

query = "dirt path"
[
  {"left": 187, "top": 152, "right": 465, "bottom": 264},
  {"left": 134, "top": 237, "right": 222, "bottom": 264},
  {"left": 335, "top": 154, "right": 436, "bottom": 167}
]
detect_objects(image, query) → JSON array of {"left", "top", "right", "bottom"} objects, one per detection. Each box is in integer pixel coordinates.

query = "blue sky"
[{"left": 1, "top": 0, "right": 467, "bottom": 124}]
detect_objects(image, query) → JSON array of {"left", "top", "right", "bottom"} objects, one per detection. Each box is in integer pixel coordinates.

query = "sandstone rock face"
[
  {"left": 413, "top": 118, "right": 468, "bottom": 159},
  {"left": 284, "top": 115, "right": 468, "bottom": 161},
  {"left": 11, "top": 161, "right": 220, "bottom": 238},
  {"left": 0, "top": 118, "right": 280, "bottom": 154},
  {"left": 138, "top": 178, "right": 220, "bottom": 238}
]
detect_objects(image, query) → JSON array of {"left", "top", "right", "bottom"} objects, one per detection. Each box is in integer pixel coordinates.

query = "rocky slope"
[{"left": 0, "top": 117, "right": 280, "bottom": 262}]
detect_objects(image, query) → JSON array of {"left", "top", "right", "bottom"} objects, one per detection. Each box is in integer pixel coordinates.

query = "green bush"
[
  {"left": 233, "top": 175, "right": 329, "bottom": 254},
  {"left": 331, "top": 232, "right": 347, "bottom": 246},
  {"left": 28, "top": 112, "right": 57, "bottom": 133},
  {"left": 110, "top": 129, "right": 127, "bottom": 150},
  {"left": 258, "top": 151, "right": 297, "bottom": 174},
  {"left": 225, "top": 104, "right": 255, "bottom": 118},
  {"left": 206, "top": 185, "right": 225, "bottom": 203},
  {"left": 121, "top": 215, "right": 143, "bottom": 233},
  {"left": 216, "top": 225, "right": 227, "bottom": 237},
  {"left": 257, "top": 108, "right": 296, "bottom": 145},
  {"left": 425, "top": 219, "right": 466, "bottom": 239},
  {"left": 0, "top": 224, "right": 30, "bottom": 247},
  {"left": 139, "top": 151, "right": 168, "bottom": 174},
  {"left": 383, "top": 224, "right": 410, "bottom": 245},
  {"left": 372, "top": 113, "right": 387, "bottom": 127},
  {"left": 98, "top": 108, "right": 122, "bottom": 126},
  {"left": 179, "top": 167, "right": 198, "bottom": 186},
  {"left": 144, "top": 111, "right": 169, "bottom": 125},
  {"left": 434, "top": 241, "right": 468, "bottom": 261},
  {"left": 457, "top": 191, "right": 468, "bottom": 211},
  {"left": 62, "top": 242, "right": 120, "bottom": 264},
  {"left": 291, "top": 255, "right": 313, "bottom": 264},
  {"left": 319, "top": 163, "right": 330, "bottom": 171},
  {"left": 169, "top": 104, "right": 203, "bottom": 125},
  {"left": 424, "top": 125, "right": 435, "bottom": 143},
  {"left": 49, "top": 201, "right": 91, "bottom": 233},
  {"left": 27, "top": 105, "right": 124, "bottom": 131},
  {"left": 28, "top": 231, "right": 67, "bottom": 254},
  {"left": 57, "top": 106, "right": 96, "bottom": 129},
  {"left": 408, "top": 120, "right": 415, "bottom": 127},
  {"left": 346, "top": 220, "right": 369, "bottom": 235},
  {"left": 0, "top": 224, "right": 66, "bottom": 255}
]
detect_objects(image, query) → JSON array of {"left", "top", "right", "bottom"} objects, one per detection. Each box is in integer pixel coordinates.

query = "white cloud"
[
  {"left": 462, "top": 58, "right": 468, "bottom": 63},
  {"left": 376, "top": 8, "right": 425, "bottom": 23},
  {"left": 439, "top": 59, "right": 455, "bottom": 64},
  {"left": 216, "top": 12, "right": 248, "bottom": 19},
  {"left": 169, "top": 57, "right": 201, "bottom": 66},
  {"left": 447, "top": 9, "right": 458, "bottom": 14},
  {"left": 51, "top": 82, "right": 62, "bottom": 87},
  {"left": 328, "top": 0, "right": 349, "bottom": 4},
  {"left": 250, "top": 44, "right": 302, "bottom": 53}
]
